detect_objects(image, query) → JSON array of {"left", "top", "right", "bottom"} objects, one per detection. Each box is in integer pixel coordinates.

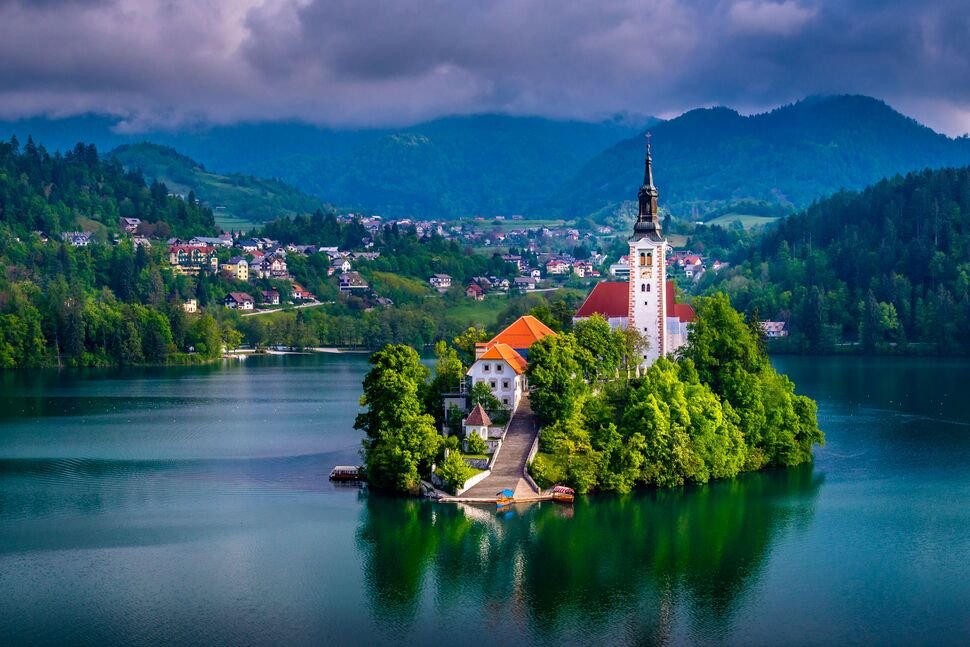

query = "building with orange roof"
[{"left": 467, "top": 315, "right": 556, "bottom": 411}]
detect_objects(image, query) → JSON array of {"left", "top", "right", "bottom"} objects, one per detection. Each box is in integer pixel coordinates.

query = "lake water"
[{"left": 1, "top": 355, "right": 969, "bottom": 645}]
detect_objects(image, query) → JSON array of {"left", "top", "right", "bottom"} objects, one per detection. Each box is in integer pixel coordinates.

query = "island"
[{"left": 356, "top": 138, "right": 823, "bottom": 499}]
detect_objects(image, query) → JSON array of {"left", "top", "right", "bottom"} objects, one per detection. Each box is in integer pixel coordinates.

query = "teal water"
[{"left": 1, "top": 355, "right": 969, "bottom": 645}]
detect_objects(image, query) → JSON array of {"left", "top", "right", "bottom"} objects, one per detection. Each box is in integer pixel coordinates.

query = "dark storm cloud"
[{"left": 0, "top": 0, "right": 968, "bottom": 134}]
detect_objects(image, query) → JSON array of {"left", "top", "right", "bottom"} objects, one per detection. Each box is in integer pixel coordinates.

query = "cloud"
[
  {"left": 0, "top": 0, "right": 967, "bottom": 135},
  {"left": 728, "top": 1, "right": 816, "bottom": 35}
]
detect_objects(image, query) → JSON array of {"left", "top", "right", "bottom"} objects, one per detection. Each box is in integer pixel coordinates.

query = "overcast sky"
[{"left": 0, "top": 0, "right": 968, "bottom": 135}]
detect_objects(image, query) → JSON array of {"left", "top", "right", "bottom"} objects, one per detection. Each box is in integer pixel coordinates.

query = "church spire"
[{"left": 633, "top": 132, "right": 661, "bottom": 239}]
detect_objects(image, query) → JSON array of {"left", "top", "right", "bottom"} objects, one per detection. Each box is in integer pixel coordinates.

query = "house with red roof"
[
  {"left": 573, "top": 280, "right": 697, "bottom": 355},
  {"left": 466, "top": 315, "right": 557, "bottom": 411},
  {"left": 463, "top": 404, "right": 492, "bottom": 442}
]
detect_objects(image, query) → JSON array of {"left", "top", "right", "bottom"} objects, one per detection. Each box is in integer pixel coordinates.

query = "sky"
[{"left": 0, "top": 0, "right": 968, "bottom": 135}]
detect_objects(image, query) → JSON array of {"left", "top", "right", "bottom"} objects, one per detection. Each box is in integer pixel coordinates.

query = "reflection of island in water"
[{"left": 356, "top": 465, "right": 823, "bottom": 643}]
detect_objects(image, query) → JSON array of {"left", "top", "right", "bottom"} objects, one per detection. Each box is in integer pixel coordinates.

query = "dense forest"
[
  {"left": 110, "top": 143, "right": 326, "bottom": 225},
  {"left": 700, "top": 166, "right": 970, "bottom": 354},
  {"left": 559, "top": 95, "right": 970, "bottom": 218},
  {"left": 0, "top": 137, "right": 241, "bottom": 367}
]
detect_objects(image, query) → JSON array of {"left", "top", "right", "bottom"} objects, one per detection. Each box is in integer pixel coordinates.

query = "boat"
[
  {"left": 329, "top": 465, "right": 364, "bottom": 481},
  {"left": 550, "top": 485, "right": 575, "bottom": 503},
  {"left": 496, "top": 489, "right": 515, "bottom": 508}
]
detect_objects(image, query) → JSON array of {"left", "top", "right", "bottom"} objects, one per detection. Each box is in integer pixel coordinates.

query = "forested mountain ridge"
[
  {"left": 699, "top": 165, "right": 970, "bottom": 354},
  {"left": 0, "top": 137, "right": 216, "bottom": 239},
  {"left": 0, "top": 114, "right": 648, "bottom": 219},
  {"left": 557, "top": 95, "right": 970, "bottom": 218},
  {"left": 109, "top": 143, "right": 326, "bottom": 227}
]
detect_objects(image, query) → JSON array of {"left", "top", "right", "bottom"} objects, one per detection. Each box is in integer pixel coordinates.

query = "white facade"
[
  {"left": 629, "top": 237, "right": 668, "bottom": 366},
  {"left": 466, "top": 359, "right": 524, "bottom": 410}
]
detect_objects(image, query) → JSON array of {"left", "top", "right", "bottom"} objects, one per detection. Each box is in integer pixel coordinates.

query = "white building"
[
  {"left": 573, "top": 136, "right": 696, "bottom": 368},
  {"left": 628, "top": 135, "right": 668, "bottom": 366},
  {"left": 463, "top": 404, "right": 492, "bottom": 441},
  {"left": 465, "top": 315, "right": 556, "bottom": 411}
]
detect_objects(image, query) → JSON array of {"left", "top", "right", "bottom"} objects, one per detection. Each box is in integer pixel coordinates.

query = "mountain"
[
  {"left": 0, "top": 114, "right": 648, "bottom": 219},
  {"left": 108, "top": 143, "right": 326, "bottom": 228},
  {"left": 700, "top": 165, "right": 970, "bottom": 354},
  {"left": 557, "top": 95, "right": 970, "bottom": 218}
]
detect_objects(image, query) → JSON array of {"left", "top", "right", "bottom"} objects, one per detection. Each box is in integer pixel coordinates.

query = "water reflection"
[{"left": 356, "top": 465, "right": 823, "bottom": 643}]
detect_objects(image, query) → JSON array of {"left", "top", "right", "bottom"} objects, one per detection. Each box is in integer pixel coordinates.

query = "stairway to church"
[{"left": 460, "top": 394, "right": 540, "bottom": 499}]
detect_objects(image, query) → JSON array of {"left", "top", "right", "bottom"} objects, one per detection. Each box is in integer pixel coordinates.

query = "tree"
[
  {"left": 437, "top": 450, "right": 474, "bottom": 494},
  {"left": 222, "top": 325, "right": 244, "bottom": 353},
  {"left": 465, "top": 433, "right": 487, "bottom": 455},
  {"left": 452, "top": 326, "right": 489, "bottom": 364},
  {"left": 573, "top": 314, "right": 624, "bottom": 381},
  {"left": 526, "top": 334, "right": 588, "bottom": 425},
  {"left": 356, "top": 344, "right": 441, "bottom": 494}
]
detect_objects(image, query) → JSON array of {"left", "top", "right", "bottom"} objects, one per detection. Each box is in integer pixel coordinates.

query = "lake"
[{"left": 1, "top": 355, "right": 969, "bottom": 645}]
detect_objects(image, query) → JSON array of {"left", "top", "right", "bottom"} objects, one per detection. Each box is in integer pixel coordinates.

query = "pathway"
[{"left": 459, "top": 395, "right": 540, "bottom": 500}]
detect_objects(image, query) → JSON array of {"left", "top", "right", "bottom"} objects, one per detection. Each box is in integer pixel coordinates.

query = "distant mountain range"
[
  {"left": 2, "top": 95, "right": 969, "bottom": 220},
  {"left": 559, "top": 95, "right": 970, "bottom": 218},
  {"left": 108, "top": 143, "right": 325, "bottom": 228}
]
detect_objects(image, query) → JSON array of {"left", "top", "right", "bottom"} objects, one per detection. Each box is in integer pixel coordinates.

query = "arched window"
[
  {"left": 639, "top": 252, "right": 647, "bottom": 267},
  {"left": 640, "top": 283, "right": 646, "bottom": 292},
  {"left": 646, "top": 283, "right": 651, "bottom": 292},
  {"left": 646, "top": 252, "right": 653, "bottom": 267}
]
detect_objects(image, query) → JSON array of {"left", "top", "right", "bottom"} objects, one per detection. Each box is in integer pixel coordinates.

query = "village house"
[
  {"left": 291, "top": 283, "right": 314, "bottom": 301},
  {"left": 429, "top": 273, "right": 452, "bottom": 292},
  {"left": 339, "top": 271, "right": 368, "bottom": 294},
  {"left": 62, "top": 231, "right": 92, "bottom": 247},
  {"left": 465, "top": 283, "right": 485, "bottom": 300},
  {"left": 501, "top": 254, "right": 524, "bottom": 271},
  {"left": 328, "top": 258, "right": 352, "bottom": 276},
  {"left": 260, "top": 290, "right": 281, "bottom": 306},
  {"left": 168, "top": 245, "right": 218, "bottom": 275},
  {"left": 220, "top": 257, "right": 249, "bottom": 281},
  {"left": 572, "top": 260, "right": 595, "bottom": 277},
  {"left": 513, "top": 276, "right": 536, "bottom": 291},
  {"left": 761, "top": 321, "right": 789, "bottom": 338},
  {"left": 237, "top": 239, "right": 261, "bottom": 252},
  {"left": 545, "top": 258, "right": 571, "bottom": 275},
  {"left": 191, "top": 235, "right": 233, "bottom": 248},
  {"left": 224, "top": 292, "right": 255, "bottom": 310},
  {"left": 182, "top": 298, "right": 198, "bottom": 314},
  {"left": 466, "top": 315, "right": 556, "bottom": 410},
  {"left": 133, "top": 236, "right": 151, "bottom": 249},
  {"left": 120, "top": 217, "right": 141, "bottom": 233},
  {"left": 609, "top": 255, "right": 630, "bottom": 278}
]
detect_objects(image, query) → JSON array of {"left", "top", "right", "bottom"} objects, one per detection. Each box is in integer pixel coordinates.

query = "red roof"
[
  {"left": 575, "top": 280, "right": 695, "bottom": 323},
  {"left": 477, "top": 343, "right": 528, "bottom": 374},
  {"left": 575, "top": 281, "right": 628, "bottom": 318},
  {"left": 169, "top": 245, "right": 214, "bottom": 254},
  {"left": 673, "top": 303, "right": 697, "bottom": 322},
  {"left": 488, "top": 316, "right": 556, "bottom": 350},
  {"left": 465, "top": 403, "right": 492, "bottom": 427}
]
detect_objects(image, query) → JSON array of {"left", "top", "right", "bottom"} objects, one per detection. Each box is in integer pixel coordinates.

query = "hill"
[
  {"left": 0, "top": 114, "right": 649, "bottom": 219},
  {"left": 108, "top": 143, "right": 325, "bottom": 229},
  {"left": 557, "top": 95, "right": 970, "bottom": 218},
  {"left": 699, "top": 165, "right": 970, "bottom": 354}
]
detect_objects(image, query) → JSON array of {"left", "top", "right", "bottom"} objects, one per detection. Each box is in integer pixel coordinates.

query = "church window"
[
  {"left": 646, "top": 283, "right": 650, "bottom": 292},
  {"left": 639, "top": 252, "right": 646, "bottom": 267},
  {"left": 641, "top": 283, "right": 645, "bottom": 293},
  {"left": 646, "top": 252, "right": 653, "bottom": 267}
]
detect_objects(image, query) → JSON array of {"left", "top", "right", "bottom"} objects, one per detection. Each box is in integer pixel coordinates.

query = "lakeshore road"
[{"left": 460, "top": 394, "right": 540, "bottom": 499}]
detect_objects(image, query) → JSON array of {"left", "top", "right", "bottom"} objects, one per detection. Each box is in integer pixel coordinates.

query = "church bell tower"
[{"left": 628, "top": 133, "right": 668, "bottom": 366}]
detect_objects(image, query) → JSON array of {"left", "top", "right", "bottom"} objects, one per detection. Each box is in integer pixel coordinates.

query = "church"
[{"left": 573, "top": 135, "right": 695, "bottom": 366}]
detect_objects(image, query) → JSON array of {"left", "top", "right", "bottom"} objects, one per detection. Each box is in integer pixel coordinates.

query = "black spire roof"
[{"left": 633, "top": 133, "right": 662, "bottom": 241}]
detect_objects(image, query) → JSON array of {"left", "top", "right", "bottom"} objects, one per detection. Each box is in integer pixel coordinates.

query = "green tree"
[
  {"left": 526, "top": 334, "right": 588, "bottom": 425},
  {"left": 436, "top": 450, "right": 474, "bottom": 494},
  {"left": 356, "top": 344, "right": 441, "bottom": 494}
]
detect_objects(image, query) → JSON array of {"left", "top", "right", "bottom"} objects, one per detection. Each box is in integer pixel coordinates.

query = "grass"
[
  {"left": 703, "top": 214, "right": 780, "bottom": 229},
  {"left": 442, "top": 295, "right": 507, "bottom": 328}
]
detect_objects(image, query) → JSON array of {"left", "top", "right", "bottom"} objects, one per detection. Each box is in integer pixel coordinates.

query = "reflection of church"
[{"left": 574, "top": 135, "right": 695, "bottom": 367}]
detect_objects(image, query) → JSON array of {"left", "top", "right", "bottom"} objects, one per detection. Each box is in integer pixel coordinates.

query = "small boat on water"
[
  {"left": 550, "top": 485, "right": 575, "bottom": 503},
  {"left": 496, "top": 489, "right": 515, "bottom": 508},
  {"left": 329, "top": 465, "right": 364, "bottom": 481}
]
